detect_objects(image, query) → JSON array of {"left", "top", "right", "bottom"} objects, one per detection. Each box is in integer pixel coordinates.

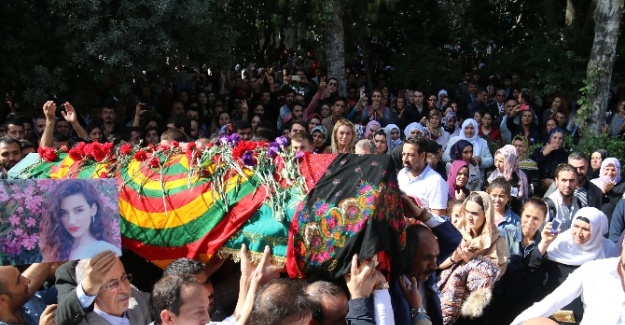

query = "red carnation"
[
  {"left": 83, "top": 143, "right": 96, "bottom": 158},
  {"left": 68, "top": 147, "right": 83, "bottom": 161},
  {"left": 186, "top": 142, "right": 196, "bottom": 151},
  {"left": 171, "top": 141, "right": 179, "bottom": 148},
  {"left": 92, "top": 147, "right": 107, "bottom": 162},
  {"left": 40, "top": 147, "right": 58, "bottom": 162},
  {"left": 134, "top": 150, "right": 148, "bottom": 161},
  {"left": 150, "top": 157, "right": 160, "bottom": 168},
  {"left": 101, "top": 142, "right": 114, "bottom": 154},
  {"left": 119, "top": 143, "right": 133, "bottom": 156},
  {"left": 232, "top": 141, "right": 258, "bottom": 161},
  {"left": 158, "top": 144, "right": 171, "bottom": 151}
]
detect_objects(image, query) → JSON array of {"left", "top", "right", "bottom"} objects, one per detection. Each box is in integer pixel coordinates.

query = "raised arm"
[
  {"left": 39, "top": 101, "right": 57, "bottom": 148},
  {"left": 62, "top": 102, "right": 88, "bottom": 139}
]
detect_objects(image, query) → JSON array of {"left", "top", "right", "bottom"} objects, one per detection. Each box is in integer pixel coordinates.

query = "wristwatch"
[{"left": 410, "top": 306, "right": 427, "bottom": 318}]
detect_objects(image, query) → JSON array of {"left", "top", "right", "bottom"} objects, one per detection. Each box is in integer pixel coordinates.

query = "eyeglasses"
[{"left": 100, "top": 274, "right": 132, "bottom": 292}]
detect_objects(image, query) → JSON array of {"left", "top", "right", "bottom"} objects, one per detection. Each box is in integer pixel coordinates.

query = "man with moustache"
[
  {"left": 0, "top": 263, "right": 56, "bottom": 325},
  {"left": 398, "top": 137, "right": 448, "bottom": 216},
  {"left": 391, "top": 195, "right": 462, "bottom": 325},
  {"left": 544, "top": 164, "right": 580, "bottom": 232},
  {"left": 544, "top": 152, "right": 603, "bottom": 210},
  {"left": 55, "top": 251, "right": 151, "bottom": 325}
]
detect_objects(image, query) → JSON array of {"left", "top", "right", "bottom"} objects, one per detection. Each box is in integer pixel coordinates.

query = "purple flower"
[
  {"left": 275, "top": 136, "right": 290, "bottom": 148},
  {"left": 268, "top": 142, "right": 281, "bottom": 158},
  {"left": 219, "top": 136, "right": 229, "bottom": 145},
  {"left": 8, "top": 215, "right": 20, "bottom": 227},
  {"left": 242, "top": 150, "right": 256, "bottom": 166},
  {"left": 228, "top": 133, "right": 241, "bottom": 145},
  {"left": 294, "top": 151, "right": 305, "bottom": 159},
  {"left": 25, "top": 217, "right": 36, "bottom": 228}
]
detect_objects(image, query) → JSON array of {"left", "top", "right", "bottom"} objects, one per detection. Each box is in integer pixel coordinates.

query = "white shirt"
[
  {"left": 511, "top": 257, "right": 625, "bottom": 325},
  {"left": 398, "top": 165, "right": 448, "bottom": 210}
]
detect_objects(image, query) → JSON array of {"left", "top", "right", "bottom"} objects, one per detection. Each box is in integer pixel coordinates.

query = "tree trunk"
[
  {"left": 324, "top": 0, "right": 346, "bottom": 96},
  {"left": 584, "top": 0, "right": 623, "bottom": 135}
]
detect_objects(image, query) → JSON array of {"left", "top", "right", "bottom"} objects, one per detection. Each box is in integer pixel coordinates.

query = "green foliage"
[
  {"left": 575, "top": 135, "right": 625, "bottom": 170},
  {"left": 0, "top": 0, "right": 235, "bottom": 107}
]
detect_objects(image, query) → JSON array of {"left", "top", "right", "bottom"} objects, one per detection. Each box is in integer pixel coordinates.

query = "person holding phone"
[{"left": 528, "top": 207, "right": 615, "bottom": 322}]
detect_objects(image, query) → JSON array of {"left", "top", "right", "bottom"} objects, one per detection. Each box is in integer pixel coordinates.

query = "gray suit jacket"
[
  {"left": 78, "top": 288, "right": 151, "bottom": 325},
  {"left": 55, "top": 260, "right": 152, "bottom": 325}
]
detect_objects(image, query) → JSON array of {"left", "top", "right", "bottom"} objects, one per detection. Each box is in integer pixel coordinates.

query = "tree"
[
  {"left": 0, "top": 0, "right": 235, "bottom": 108},
  {"left": 581, "top": 0, "right": 624, "bottom": 135}
]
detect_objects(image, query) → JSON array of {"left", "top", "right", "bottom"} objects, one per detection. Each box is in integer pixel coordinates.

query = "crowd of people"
[{"left": 1, "top": 66, "right": 625, "bottom": 325}]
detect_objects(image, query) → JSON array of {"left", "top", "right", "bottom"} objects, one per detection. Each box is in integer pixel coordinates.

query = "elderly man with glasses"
[{"left": 55, "top": 251, "right": 151, "bottom": 325}]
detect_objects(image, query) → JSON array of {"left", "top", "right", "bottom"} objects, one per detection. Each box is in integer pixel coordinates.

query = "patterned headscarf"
[
  {"left": 311, "top": 125, "right": 327, "bottom": 141},
  {"left": 444, "top": 111, "right": 457, "bottom": 132},
  {"left": 355, "top": 124, "right": 365, "bottom": 142},
  {"left": 491, "top": 145, "right": 519, "bottom": 180},
  {"left": 599, "top": 157, "right": 622, "bottom": 184},
  {"left": 511, "top": 135, "right": 529, "bottom": 159}
]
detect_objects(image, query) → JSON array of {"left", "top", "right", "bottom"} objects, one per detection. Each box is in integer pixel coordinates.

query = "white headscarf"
[
  {"left": 404, "top": 122, "right": 425, "bottom": 138},
  {"left": 547, "top": 207, "right": 615, "bottom": 266},
  {"left": 385, "top": 124, "right": 403, "bottom": 150},
  {"left": 458, "top": 118, "right": 483, "bottom": 157}
]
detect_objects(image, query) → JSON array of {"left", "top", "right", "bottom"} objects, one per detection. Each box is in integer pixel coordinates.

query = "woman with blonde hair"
[{"left": 326, "top": 118, "right": 356, "bottom": 153}]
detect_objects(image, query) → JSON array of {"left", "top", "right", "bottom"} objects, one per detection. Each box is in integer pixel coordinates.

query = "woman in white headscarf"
[
  {"left": 443, "top": 118, "right": 493, "bottom": 178},
  {"left": 404, "top": 122, "right": 428, "bottom": 138},
  {"left": 520, "top": 207, "right": 615, "bottom": 323},
  {"left": 590, "top": 157, "right": 625, "bottom": 219},
  {"left": 385, "top": 124, "right": 402, "bottom": 151}
]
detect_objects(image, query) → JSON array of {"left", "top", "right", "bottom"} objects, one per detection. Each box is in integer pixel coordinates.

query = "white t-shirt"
[{"left": 398, "top": 165, "right": 448, "bottom": 210}]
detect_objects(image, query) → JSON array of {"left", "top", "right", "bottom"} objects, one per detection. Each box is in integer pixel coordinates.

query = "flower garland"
[{"left": 32, "top": 136, "right": 307, "bottom": 222}]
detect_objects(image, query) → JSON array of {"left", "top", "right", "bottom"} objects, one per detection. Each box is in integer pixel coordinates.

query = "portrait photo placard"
[{"left": 0, "top": 179, "right": 121, "bottom": 265}]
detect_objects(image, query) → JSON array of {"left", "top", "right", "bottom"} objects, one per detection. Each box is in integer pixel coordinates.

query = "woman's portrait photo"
[{"left": 39, "top": 179, "right": 121, "bottom": 262}]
